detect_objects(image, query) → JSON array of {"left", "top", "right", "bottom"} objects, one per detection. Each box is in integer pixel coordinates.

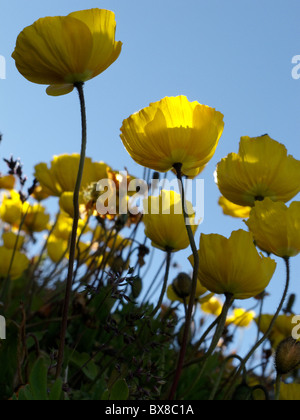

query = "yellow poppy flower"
[
  {"left": 0, "top": 190, "right": 23, "bottom": 225},
  {"left": 59, "top": 191, "right": 74, "bottom": 218},
  {"left": 279, "top": 383, "right": 300, "bottom": 401},
  {"left": 23, "top": 203, "right": 50, "bottom": 233},
  {"left": 0, "top": 246, "right": 29, "bottom": 280},
  {"left": 120, "top": 96, "right": 224, "bottom": 176},
  {"left": 59, "top": 192, "right": 87, "bottom": 218},
  {"left": 226, "top": 308, "right": 255, "bottom": 328},
  {"left": 2, "top": 232, "right": 25, "bottom": 251},
  {"left": 12, "top": 8, "right": 122, "bottom": 96},
  {"left": 32, "top": 185, "right": 50, "bottom": 202},
  {"left": 0, "top": 175, "right": 16, "bottom": 190},
  {"left": 47, "top": 236, "right": 68, "bottom": 263},
  {"left": 178, "top": 166, "right": 204, "bottom": 179},
  {"left": 218, "top": 196, "right": 251, "bottom": 219},
  {"left": 143, "top": 190, "right": 198, "bottom": 252},
  {"left": 245, "top": 198, "right": 300, "bottom": 258},
  {"left": 52, "top": 213, "right": 87, "bottom": 241},
  {"left": 47, "top": 235, "right": 89, "bottom": 263},
  {"left": 216, "top": 135, "right": 300, "bottom": 207},
  {"left": 59, "top": 193, "right": 74, "bottom": 217},
  {"left": 256, "top": 315, "right": 296, "bottom": 349},
  {"left": 189, "top": 230, "right": 276, "bottom": 300},
  {"left": 34, "top": 155, "right": 111, "bottom": 197},
  {"left": 201, "top": 296, "right": 223, "bottom": 316}
]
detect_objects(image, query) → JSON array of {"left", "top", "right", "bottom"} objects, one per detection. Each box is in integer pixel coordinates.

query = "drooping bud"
[
  {"left": 283, "top": 294, "right": 296, "bottom": 315},
  {"left": 172, "top": 273, "right": 192, "bottom": 299},
  {"left": 275, "top": 337, "right": 300, "bottom": 375}
]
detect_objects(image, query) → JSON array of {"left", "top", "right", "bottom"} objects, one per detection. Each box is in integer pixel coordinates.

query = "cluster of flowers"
[
  {"left": 0, "top": 155, "right": 139, "bottom": 278},
  {"left": 1, "top": 7, "right": 298, "bottom": 400}
]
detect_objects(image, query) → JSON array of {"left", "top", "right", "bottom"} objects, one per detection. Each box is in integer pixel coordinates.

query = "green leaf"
[
  {"left": 17, "top": 385, "right": 35, "bottom": 401},
  {"left": 101, "top": 389, "right": 110, "bottom": 400},
  {"left": 109, "top": 379, "right": 129, "bottom": 401},
  {"left": 69, "top": 351, "right": 99, "bottom": 381},
  {"left": 29, "top": 358, "right": 48, "bottom": 400},
  {"left": 48, "top": 378, "right": 63, "bottom": 401}
]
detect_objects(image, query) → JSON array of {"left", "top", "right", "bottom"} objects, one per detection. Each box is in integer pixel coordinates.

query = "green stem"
[
  {"left": 180, "top": 293, "right": 234, "bottom": 399},
  {"left": 0, "top": 207, "right": 28, "bottom": 305},
  {"left": 209, "top": 354, "right": 245, "bottom": 400},
  {"left": 168, "top": 163, "right": 200, "bottom": 400},
  {"left": 142, "top": 257, "right": 166, "bottom": 304},
  {"left": 151, "top": 249, "right": 172, "bottom": 317},
  {"left": 205, "top": 294, "right": 234, "bottom": 356},
  {"left": 275, "top": 373, "right": 282, "bottom": 401},
  {"left": 56, "top": 82, "right": 87, "bottom": 379},
  {"left": 224, "top": 256, "right": 290, "bottom": 400}
]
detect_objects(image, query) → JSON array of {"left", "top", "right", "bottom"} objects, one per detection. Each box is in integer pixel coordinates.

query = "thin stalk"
[
  {"left": 224, "top": 256, "right": 290, "bottom": 400},
  {"left": 151, "top": 249, "right": 172, "bottom": 317},
  {"left": 56, "top": 82, "right": 87, "bottom": 379},
  {"left": 0, "top": 206, "right": 28, "bottom": 304},
  {"left": 142, "top": 256, "right": 165, "bottom": 304},
  {"left": 275, "top": 374, "right": 282, "bottom": 401},
  {"left": 209, "top": 354, "right": 245, "bottom": 400},
  {"left": 180, "top": 293, "right": 234, "bottom": 399},
  {"left": 168, "top": 163, "right": 200, "bottom": 400},
  {"left": 35, "top": 213, "right": 60, "bottom": 280}
]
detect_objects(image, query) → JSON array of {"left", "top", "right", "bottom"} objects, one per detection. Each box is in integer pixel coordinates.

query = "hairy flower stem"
[
  {"left": 168, "top": 164, "right": 200, "bottom": 400},
  {"left": 56, "top": 82, "right": 87, "bottom": 379},
  {"left": 224, "top": 257, "right": 290, "bottom": 399}
]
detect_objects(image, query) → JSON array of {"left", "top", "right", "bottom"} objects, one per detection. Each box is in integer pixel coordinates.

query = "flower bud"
[
  {"left": 275, "top": 337, "right": 300, "bottom": 375},
  {"left": 283, "top": 294, "right": 296, "bottom": 315},
  {"left": 172, "top": 273, "right": 192, "bottom": 299},
  {"left": 152, "top": 172, "right": 160, "bottom": 181}
]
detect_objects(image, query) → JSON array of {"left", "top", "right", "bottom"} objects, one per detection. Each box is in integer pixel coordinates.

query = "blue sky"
[{"left": 1, "top": 0, "right": 300, "bottom": 340}]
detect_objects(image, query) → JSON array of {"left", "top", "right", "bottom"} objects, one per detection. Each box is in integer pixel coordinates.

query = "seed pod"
[{"left": 275, "top": 337, "right": 300, "bottom": 375}]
